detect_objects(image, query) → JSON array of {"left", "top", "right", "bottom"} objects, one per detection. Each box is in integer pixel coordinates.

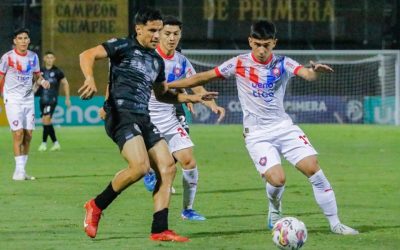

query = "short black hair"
[
  {"left": 134, "top": 7, "right": 163, "bottom": 25},
  {"left": 13, "top": 27, "right": 30, "bottom": 38},
  {"left": 163, "top": 15, "right": 182, "bottom": 29},
  {"left": 250, "top": 21, "right": 276, "bottom": 40},
  {"left": 44, "top": 51, "right": 54, "bottom": 56}
]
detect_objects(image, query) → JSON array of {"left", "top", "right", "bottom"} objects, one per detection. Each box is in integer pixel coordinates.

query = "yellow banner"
[
  {"left": 0, "top": 97, "right": 7, "bottom": 126},
  {"left": 42, "top": 0, "right": 129, "bottom": 95}
]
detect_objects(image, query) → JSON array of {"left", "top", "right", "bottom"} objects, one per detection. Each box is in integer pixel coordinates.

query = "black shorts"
[
  {"left": 40, "top": 102, "right": 57, "bottom": 117},
  {"left": 105, "top": 109, "right": 164, "bottom": 151}
]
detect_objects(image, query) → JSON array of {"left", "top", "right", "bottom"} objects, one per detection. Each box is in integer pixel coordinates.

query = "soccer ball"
[{"left": 271, "top": 217, "right": 307, "bottom": 250}]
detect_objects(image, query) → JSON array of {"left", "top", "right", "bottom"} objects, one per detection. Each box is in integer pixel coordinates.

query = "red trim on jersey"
[
  {"left": 249, "top": 67, "right": 258, "bottom": 83},
  {"left": 16, "top": 60, "right": 22, "bottom": 71},
  {"left": 294, "top": 65, "right": 303, "bottom": 75},
  {"left": 251, "top": 53, "right": 272, "bottom": 65},
  {"left": 236, "top": 59, "right": 245, "bottom": 77},
  {"left": 214, "top": 67, "right": 224, "bottom": 78},
  {"left": 0, "top": 71, "right": 5, "bottom": 75},
  {"left": 156, "top": 45, "right": 174, "bottom": 60},
  {"left": 14, "top": 48, "right": 27, "bottom": 56}
]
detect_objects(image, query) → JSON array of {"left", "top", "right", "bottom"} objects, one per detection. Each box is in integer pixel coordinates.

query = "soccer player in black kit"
[
  {"left": 37, "top": 51, "right": 71, "bottom": 152},
  {"left": 78, "top": 8, "right": 217, "bottom": 242}
]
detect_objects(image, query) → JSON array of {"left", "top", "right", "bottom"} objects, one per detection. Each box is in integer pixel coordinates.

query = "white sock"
[
  {"left": 15, "top": 156, "right": 25, "bottom": 173},
  {"left": 182, "top": 167, "right": 198, "bottom": 210},
  {"left": 309, "top": 169, "right": 340, "bottom": 228},
  {"left": 22, "top": 155, "right": 28, "bottom": 168},
  {"left": 266, "top": 182, "right": 285, "bottom": 211}
]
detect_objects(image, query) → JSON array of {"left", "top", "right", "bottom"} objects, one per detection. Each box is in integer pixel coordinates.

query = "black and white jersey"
[
  {"left": 37, "top": 66, "right": 65, "bottom": 104},
  {"left": 102, "top": 37, "right": 165, "bottom": 115}
]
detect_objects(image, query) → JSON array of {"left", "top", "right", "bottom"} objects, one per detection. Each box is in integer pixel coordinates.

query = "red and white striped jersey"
[
  {"left": 0, "top": 49, "right": 40, "bottom": 104},
  {"left": 215, "top": 53, "right": 303, "bottom": 128}
]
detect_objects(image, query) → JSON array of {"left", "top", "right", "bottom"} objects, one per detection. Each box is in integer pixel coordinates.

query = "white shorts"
[
  {"left": 151, "top": 113, "right": 194, "bottom": 153},
  {"left": 244, "top": 124, "right": 317, "bottom": 175},
  {"left": 5, "top": 102, "right": 35, "bottom": 131}
]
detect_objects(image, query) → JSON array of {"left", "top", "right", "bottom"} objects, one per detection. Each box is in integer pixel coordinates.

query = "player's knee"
[
  {"left": 265, "top": 168, "right": 286, "bottom": 186},
  {"left": 13, "top": 130, "right": 24, "bottom": 142},
  {"left": 158, "top": 160, "right": 176, "bottom": 178},
  {"left": 24, "top": 133, "right": 32, "bottom": 143},
  {"left": 180, "top": 157, "right": 196, "bottom": 169}
]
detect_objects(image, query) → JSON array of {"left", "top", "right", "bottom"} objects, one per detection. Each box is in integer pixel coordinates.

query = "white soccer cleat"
[
  {"left": 331, "top": 223, "right": 359, "bottom": 235},
  {"left": 38, "top": 143, "right": 47, "bottom": 152},
  {"left": 12, "top": 171, "right": 36, "bottom": 181},
  {"left": 50, "top": 143, "right": 61, "bottom": 151}
]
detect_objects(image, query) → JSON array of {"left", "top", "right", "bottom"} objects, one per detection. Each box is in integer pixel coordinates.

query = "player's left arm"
[
  {"left": 296, "top": 61, "right": 334, "bottom": 81},
  {"left": 60, "top": 77, "right": 71, "bottom": 108}
]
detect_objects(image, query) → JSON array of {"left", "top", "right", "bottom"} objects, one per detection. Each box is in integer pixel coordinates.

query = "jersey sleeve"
[
  {"left": 283, "top": 56, "right": 303, "bottom": 77},
  {"left": 185, "top": 58, "right": 196, "bottom": 78},
  {"left": 215, "top": 57, "right": 238, "bottom": 79},
  {"left": 154, "top": 56, "right": 166, "bottom": 84},
  {"left": 102, "top": 38, "right": 129, "bottom": 59},
  {"left": 33, "top": 53, "right": 40, "bottom": 73},
  {"left": 0, "top": 53, "right": 8, "bottom": 75},
  {"left": 57, "top": 69, "right": 65, "bottom": 81}
]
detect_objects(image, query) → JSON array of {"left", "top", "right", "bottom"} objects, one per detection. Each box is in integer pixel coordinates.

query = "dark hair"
[
  {"left": 134, "top": 7, "right": 163, "bottom": 25},
  {"left": 250, "top": 21, "right": 276, "bottom": 40},
  {"left": 44, "top": 51, "right": 54, "bottom": 56},
  {"left": 163, "top": 15, "right": 182, "bottom": 29},
  {"left": 13, "top": 28, "right": 30, "bottom": 38}
]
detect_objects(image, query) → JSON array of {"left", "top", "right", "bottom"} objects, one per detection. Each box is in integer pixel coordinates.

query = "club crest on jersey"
[
  {"left": 272, "top": 67, "right": 281, "bottom": 77},
  {"left": 50, "top": 72, "right": 55, "bottom": 77},
  {"left": 259, "top": 156, "right": 267, "bottom": 166},
  {"left": 173, "top": 66, "right": 182, "bottom": 76}
]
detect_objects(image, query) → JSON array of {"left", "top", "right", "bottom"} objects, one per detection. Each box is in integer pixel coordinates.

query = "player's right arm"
[
  {"left": 168, "top": 69, "right": 218, "bottom": 89},
  {"left": 78, "top": 45, "right": 108, "bottom": 100}
]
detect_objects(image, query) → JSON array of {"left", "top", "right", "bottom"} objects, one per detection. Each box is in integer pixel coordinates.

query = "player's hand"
[
  {"left": 65, "top": 98, "right": 71, "bottom": 108},
  {"left": 78, "top": 77, "right": 97, "bottom": 100},
  {"left": 212, "top": 106, "right": 225, "bottom": 123},
  {"left": 186, "top": 102, "right": 195, "bottom": 114},
  {"left": 98, "top": 107, "right": 106, "bottom": 120},
  {"left": 310, "top": 61, "right": 334, "bottom": 73},
  {"left": 200, "top": 91, "right": 218, "bottom": 101},
  {"left": 41, "top": 79, "right": 50, "bottom": 89}
]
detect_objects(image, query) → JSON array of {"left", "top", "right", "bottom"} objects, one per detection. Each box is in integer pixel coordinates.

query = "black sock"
[
  {"left": 48, "top": 124, "right": 57, "bottom": 143},
  {"left": 94, "top": 183, "right": 120, "bottom": 210},
  {"left": 151, "top": 208, "right": 169, "bottom": 233},
  {"left": 43, "top": 125, "right": 50, "bottom": 143}
]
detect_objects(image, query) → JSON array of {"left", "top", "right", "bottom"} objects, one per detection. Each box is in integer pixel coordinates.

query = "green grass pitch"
[{"left": 0, "top": 124, "right": 399, "bottom": 249}]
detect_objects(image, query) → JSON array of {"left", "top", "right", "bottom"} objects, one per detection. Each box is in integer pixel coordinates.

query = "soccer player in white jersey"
[
  {"left": 168, "top": 20, "right": 359, "bottom": 235},
  {"left": 145, "top": 15, "right": 225, "bottom": 221},
  {"left": 0, "top": 28, "right": 50, "bottom": 180}
]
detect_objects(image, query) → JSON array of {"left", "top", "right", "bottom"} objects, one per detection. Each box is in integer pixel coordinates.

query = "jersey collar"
[
  {"left": 251, "top": 53, "right": 273, "bottom": 65},
  {"left": 156, "top": 45, "right": 174, "bottom": 60},
  {"left": 14, "top": 48, "right": 27, "bottom": 56}
]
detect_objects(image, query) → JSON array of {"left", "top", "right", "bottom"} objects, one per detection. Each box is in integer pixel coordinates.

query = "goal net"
[{"left": 183, "top": 50, "right": 400, "bottom": 125}]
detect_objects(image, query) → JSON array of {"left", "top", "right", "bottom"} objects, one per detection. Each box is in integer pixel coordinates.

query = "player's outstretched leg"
[
  {"left": 266, "top": 182, "right": 284, "bottom": 229},
  {"left": 308, "top": 169, "right": 359, "bottom": 235}
]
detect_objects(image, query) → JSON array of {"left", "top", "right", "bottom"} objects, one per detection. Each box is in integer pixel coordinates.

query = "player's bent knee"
[{"left": 265, "top": 166, "right": 286, "bottom": 186}]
